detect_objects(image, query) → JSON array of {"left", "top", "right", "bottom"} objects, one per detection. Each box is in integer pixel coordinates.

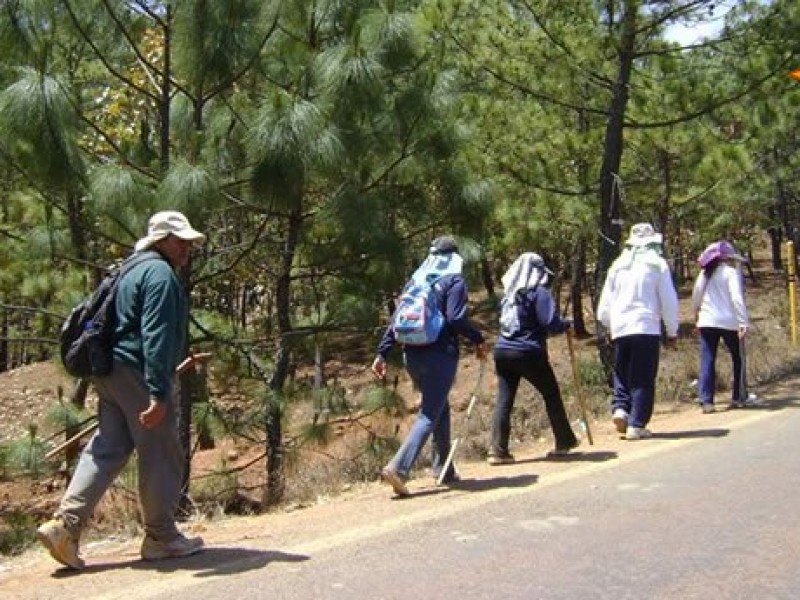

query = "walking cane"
[
  {"left": 45, "top": 353, "right": 212, "bottom": 460},
  {"left": 566, "top": 329, "right": 593, "bottom": 445},
  {"left": 737, "top": 335, "right": 757, "bottom": 406},
  {"left": 437, "top": 362, "right": 485, "bottom": 486}
]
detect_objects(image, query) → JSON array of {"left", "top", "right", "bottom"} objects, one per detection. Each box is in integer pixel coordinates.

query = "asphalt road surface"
[{"left": 4, "top": 401, "right": 800, "bottom": 600}]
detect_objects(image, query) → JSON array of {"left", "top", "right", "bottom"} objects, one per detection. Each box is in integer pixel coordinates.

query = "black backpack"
[{"left": 59, "top": 251, "right": 163, "bottom": 378}]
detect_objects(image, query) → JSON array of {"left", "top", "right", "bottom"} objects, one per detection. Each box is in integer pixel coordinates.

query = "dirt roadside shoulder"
[{"left": 1, "top": 374, "right": 797, "bottom": 599}]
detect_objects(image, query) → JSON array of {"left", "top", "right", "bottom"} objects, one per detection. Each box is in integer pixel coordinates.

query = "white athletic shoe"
[
  {"left": 612, "top": 409, "right": 629, "bottom": 434},
  {"left": 625, "top": 426, "right": 653, "bottom": 441}
]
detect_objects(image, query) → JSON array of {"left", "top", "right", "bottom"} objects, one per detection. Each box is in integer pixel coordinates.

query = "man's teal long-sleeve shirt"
[{"left": 113, "top": 253, "right": 187, "bottom": 400}]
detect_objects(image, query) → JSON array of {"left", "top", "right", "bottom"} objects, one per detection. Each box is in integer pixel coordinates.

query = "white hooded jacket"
[{"left": 597, "top": 246, "right": 680, "bottom": 340}]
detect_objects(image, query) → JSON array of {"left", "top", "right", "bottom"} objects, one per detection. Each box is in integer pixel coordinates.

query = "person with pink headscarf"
[{"left": 692, "top": 240, "right": 752, "bottom": 412}]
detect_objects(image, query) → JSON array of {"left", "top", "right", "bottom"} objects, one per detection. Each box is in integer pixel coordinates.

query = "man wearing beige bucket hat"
[
  {"left": 37, "top": 210, "right": 206, "bottom": 570},
  {"left": 597, "top": 223, "right": 680, "bottom": 440}
]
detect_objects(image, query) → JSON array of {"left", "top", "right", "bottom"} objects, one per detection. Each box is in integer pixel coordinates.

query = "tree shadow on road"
[
  {"left": 404, "top": 473, "right": 540, "bottom": 498},
  {"left": 52, "top": 547, "right": 309, "bottom": 579},
  {"left": 531, "top": 450, "right": 619, "bottom": 463},
  {"left": 441, "top": 473, "right": 539, "bottom": 494},
  {"left": 651, "top": 428, "right": 729, "bottom": 440},
  {"left": 731, "top": 395, "right": 800, "bottom": 411}
]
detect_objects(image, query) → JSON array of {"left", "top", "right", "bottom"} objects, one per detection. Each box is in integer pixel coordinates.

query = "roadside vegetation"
[{"left": 1, "top": 0, "right": 800, "bottom": 556}]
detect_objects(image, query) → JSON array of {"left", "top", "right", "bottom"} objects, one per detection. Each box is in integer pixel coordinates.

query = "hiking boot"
[
  {"left": 380, "top": 467, "right": 409, "bottom": 496},
  {"left": 140, "top": 533, "right": 205, "bottom": 561},
  {"left": 487, "top": 453, "right": 515, "bottom": 466},
  {"left": 701, "top": 403, "right": 716, "bottom": 414},
  {"left": 36, "top": 518, "right": 85, "bottom": 570},
  {"left": 625, "top": 426, "right": 653, "bottom": 441},
  {"left": 612, "top": 409, "right": 629, "bottom": 434},
  {"left": 547, "top": 440, "right": 581, "bottom": 457}
]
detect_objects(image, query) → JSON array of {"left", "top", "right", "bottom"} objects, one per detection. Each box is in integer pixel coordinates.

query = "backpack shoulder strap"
[{"left": 115, "top": 250, "right": 165, "bottom": 280}]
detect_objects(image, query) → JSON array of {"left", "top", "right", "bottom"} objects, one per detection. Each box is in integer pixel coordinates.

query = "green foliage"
[
  {"left": 192, "top": 457, "right": 240, "bottom": 508},
  {"left": 44, "top": 401, "right": 91, "bottom": 433},
  {"left": 0, "top": 443, "right": 9, "bottom": 479},
  {"left": 0, "top": 510, "right": 37, "bottom": 556},
  {"left": 362, "top": 384, "right": 405, "bottom": 414},
  {"left": 192, "top": 401, "right": 228, "bottom": 443},
  {"left": 7, "top": 425, "right": 48, "bottom": 477}
]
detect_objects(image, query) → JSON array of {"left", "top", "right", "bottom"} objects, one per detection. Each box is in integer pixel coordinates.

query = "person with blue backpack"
[
  {"left": 488, "top": 252, "right": 578, "bottom": 465},
  {"left": 371, "top": 236, "right": 488, "bottom": 496}
]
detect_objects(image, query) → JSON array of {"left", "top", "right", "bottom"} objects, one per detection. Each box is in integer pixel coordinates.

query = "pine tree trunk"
[
  {"left": 263, "top": 202, "right": 303, "bottom": 507},
  {"left": 595, "top": 0, "right": 639, "bottom": 376}
]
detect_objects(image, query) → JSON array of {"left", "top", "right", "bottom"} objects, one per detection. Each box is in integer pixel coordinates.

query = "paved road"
[
  {"left": 5, "top": 400, "right": 800, "bottom": 600},
  {"left": 149, "top": 404, "right": 800, "bottom": 599}
]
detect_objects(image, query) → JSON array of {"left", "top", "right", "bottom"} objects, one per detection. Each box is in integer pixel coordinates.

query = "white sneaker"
[
  {"left": 625, "top": 426, "right": 653, "bottom": 440},
  {"left": 140, "top": 533, "right": 205, "bottom": 561},
  {"left": 612, "top": 409, "right": 629, "bottom": 434},
  {"left": 37, "top": 518, "right": 85, "bottom": 570}
]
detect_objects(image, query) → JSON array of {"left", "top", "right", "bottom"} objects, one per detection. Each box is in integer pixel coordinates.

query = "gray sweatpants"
[{"left": 58, "top": 361, "right": 184, "bottom": 541}]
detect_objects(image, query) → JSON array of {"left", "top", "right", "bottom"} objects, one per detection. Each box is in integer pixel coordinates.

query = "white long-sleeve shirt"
[
  {"left": 692, "top": 263, "right": 748, "bottom": 331},
  {"left": 597, "top": 249, "right": 680, "bottom": 340}
]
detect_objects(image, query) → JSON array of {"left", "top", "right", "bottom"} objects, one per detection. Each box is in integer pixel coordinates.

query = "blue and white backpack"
[{"left": 391, "top": 277, "right": 445, "bottom": 346}]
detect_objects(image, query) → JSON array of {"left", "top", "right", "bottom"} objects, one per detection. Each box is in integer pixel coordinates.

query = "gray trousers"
[{"left": 58, "top": 361, "right": 184, "bottom": 541}]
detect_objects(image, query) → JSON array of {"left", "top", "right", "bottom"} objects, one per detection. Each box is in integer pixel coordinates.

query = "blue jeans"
[
  {"left": 611, "top": 335, "right": 661, "bottom": 428},
  {"left": 387, "top": 347, "right": 458, "bottom": 481},
  {"left": 698, "top": 327, "right": 742, "bottom": 405}
]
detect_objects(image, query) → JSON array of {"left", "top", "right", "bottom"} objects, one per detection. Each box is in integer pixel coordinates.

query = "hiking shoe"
[
  {"left": 729, "top": 393, "right": 760, "bottom": 409},
  {"left": 548, "top": 440, "right": 581, "bottom": 457},
  {"left": 487, "top": 454, "right": 515, "bottom": 466},
  {"left": 612, "top": 409, "right": 629, "bottom": 434},
  {"left": 436, "top": 472, "right": 461, "bottom": 487},
  {"left": 701, "top": 403, "right": 716, "bottom": 414},
  {"left": 36, "top": 518, "right": 85, "bottom": 570},
  {"left": 625, "top": 426, "right": 653, "bottom": 440},
  {"left": 381, "top": 467, "right": 409, "bottom": 496},
  {"left": 140, "top": 533, "right": 205, "bottom": 561}
]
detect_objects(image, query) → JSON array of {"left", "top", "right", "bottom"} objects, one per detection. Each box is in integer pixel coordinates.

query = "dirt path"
[{"left": 2, "top": 374, "right": 797, "bottom": 600}]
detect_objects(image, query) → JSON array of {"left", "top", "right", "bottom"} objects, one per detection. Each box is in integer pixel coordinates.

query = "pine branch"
[{"left": 625, "top": 55, "right": 795, "bottom": 129}]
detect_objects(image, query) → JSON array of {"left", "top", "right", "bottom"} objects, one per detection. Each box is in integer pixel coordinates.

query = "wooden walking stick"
[
  {"left": 566, "top": 330, "right": 593, "bottom": 445},
  {"left": 45, "top": 353, "right": 212, "bottom": 460}
]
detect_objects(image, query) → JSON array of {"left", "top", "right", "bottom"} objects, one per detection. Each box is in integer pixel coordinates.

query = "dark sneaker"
[
  {"left": 487, "top": 454, "right": 515, "bottom": 466},
  {"left": 140, "top": 533, "right": 205, "bottom": 561},
  {"left": 37, "top": 518, "right": 85, "bottom": 570},
  {"left": 547, "top": 440, "right": 581, "bottom": 457},
  {"left": 436, "top": 472, "right": 461, "bottom": 487},
  {"left": 381, "top": 467, "right": 409, "bottom": 496},
  {"left": 729, "top": 394, "right": 760, "bottom": 409}
]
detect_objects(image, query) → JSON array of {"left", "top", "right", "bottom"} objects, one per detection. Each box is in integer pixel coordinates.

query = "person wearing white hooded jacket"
[
  {"left": 597, "top": 223, "right": 680, "bottom": 440},
  {"left": 691, "top": 240, "right": 750, "bottom": 413}
]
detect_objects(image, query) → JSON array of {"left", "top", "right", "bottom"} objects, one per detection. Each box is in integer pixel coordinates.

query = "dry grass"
[{"left": 3, "top": 245, "right": 800, "bottom": 556}]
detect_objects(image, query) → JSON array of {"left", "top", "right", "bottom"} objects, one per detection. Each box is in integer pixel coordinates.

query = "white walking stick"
[{"left": 437, "top": 363, "right": 485, "bottom": 485}]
